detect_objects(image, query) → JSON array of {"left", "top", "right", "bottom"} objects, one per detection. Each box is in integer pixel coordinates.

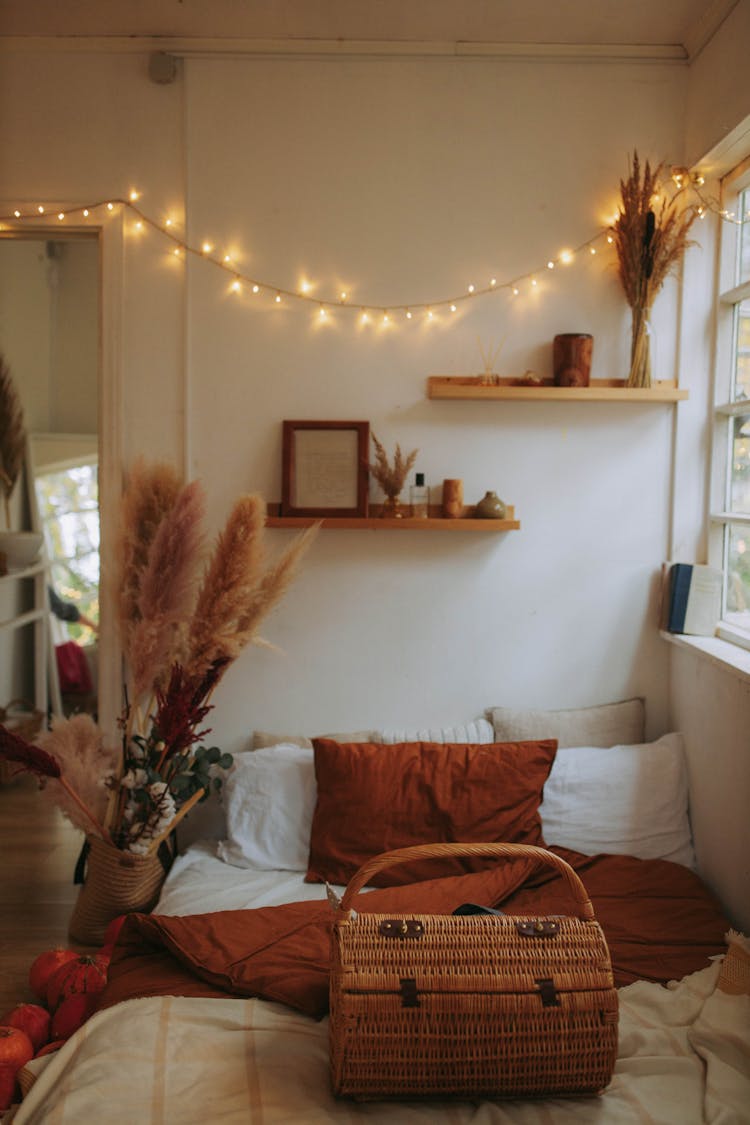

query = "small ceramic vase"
[{"left": 475, "top": 491, "right": 506, "bottom": 519}]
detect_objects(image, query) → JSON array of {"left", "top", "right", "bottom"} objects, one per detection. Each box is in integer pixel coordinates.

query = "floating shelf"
[
  {"left": 266, "top": 503, "right": 520, "bottom": 531},
  {"left": 427, "top": 377, "right": 688, "bottom": 402}
]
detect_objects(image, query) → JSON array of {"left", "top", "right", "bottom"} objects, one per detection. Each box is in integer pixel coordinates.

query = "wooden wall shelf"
[
  {"left": 427, "top": 377, "right": 688, "bottom": 402},
  {"left": 266, "top": 503, "right": 520, "bottom": 531}
]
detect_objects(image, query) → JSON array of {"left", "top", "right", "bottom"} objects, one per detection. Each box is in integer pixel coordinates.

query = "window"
[
  {"left": 35, "top": 461, "right": 100, "bottom": 642},
  {"left": 711, "top": 159, "right": 750, "bottom": 649}
]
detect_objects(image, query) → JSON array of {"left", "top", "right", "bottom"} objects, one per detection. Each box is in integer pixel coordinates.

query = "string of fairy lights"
[{"left": 1, "top": 169, "right": 745, "bottom": 327}]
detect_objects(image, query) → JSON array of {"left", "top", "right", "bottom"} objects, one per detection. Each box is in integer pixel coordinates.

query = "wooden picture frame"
[{"left": 281, "top": 420, "right": 370, "bottom": 517}]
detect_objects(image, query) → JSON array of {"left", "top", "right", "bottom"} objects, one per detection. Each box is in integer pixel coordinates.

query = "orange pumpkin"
[
  {"left": 46, "top": 953, "right": 109, "bottom": 1013},
  {"left": 0, "top": 1004, "right": 50, "bottom": 1053},
  {"left": 0, "top": 1026, "right": 34, "bottom": 1075},
  {"left": 28, "top": 948, "right": 79, "bottom": 1005}
]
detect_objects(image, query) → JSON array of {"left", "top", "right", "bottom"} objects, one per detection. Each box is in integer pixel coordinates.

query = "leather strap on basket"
[{"left": 337, "top": 842, "right": 595, "bottom": 922}]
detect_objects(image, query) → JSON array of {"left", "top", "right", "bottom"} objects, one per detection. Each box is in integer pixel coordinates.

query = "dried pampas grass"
[
  {"left": 36, "top": 714, "right": 117, "bottom": 835},
  {"left": 186, "top": 494, "right": 317, "bottom": 676},
  {"left": 612, "top": 151, "right": 698, "bottom": 387},
  {"left": 128, "top": 478, "right": 206, "bottom": 700},
  {"left": 0, "top": 354, "right": 26, "bottom": 528},
  {"left": 114, "top": 459, "right": 182, "bottom": 657},
  {"left": 368, "top": 433, "right": 418, "bottom": 502}
]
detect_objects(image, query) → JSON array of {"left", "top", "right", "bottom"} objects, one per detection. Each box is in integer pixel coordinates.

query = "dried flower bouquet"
[
  {"left": 367, "top": 433, "right": 418, "bottom": 517},
  {"left": 0, "top": 460, "right": 317, "bottom": 857},
  {"left": 612, "top": 151, "right": 698, "bottom": 388}
]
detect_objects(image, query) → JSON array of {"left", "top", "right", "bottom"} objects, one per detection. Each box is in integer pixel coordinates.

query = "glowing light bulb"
[
  {"left": 83, "top": 209, "right": 89, "bottom": 218},
  {"left": 512, "top": 287, "right": 519, "bottom": 296},
  {"left": 107, "top": 203, "right": 114, "bottom": 211},
  {"left": 467, "top": 284, "right": 475, "bottom": 293},
  {"left": 57, "top": 213, "right": 65, "bottom": 221},
  {"left": 134, "top": 221, "right": 143, "bottom": 231},
  {"left": 252, "top": 284, "right": 260, "bottom": 293},
  {"left": 13, "top": 210, "right": 20, "bottom": 218},
  {"left": 383, "top": 313, "right": 389, "bottom": 324},
  {"left": 606, "top": 234, "right": 614, "bottom": 244},
  {"left": 224, "top": 254, "right": 232, "bottom": 264},
  {"left": 274, "top": 293, "right": 282, "bottom": 303},
  {"left": 37, "top": 206, "right": 45, "bottom": 214},
  {"left": 590, "top": 247, "right": 596, "bottom": 255},
  {"left": 406, "top": 310, "right": 413, "bottom": 319},
  {"left": 560, "top": 250, "right": 573, "bottom": 265},
  {"left": 340, "top": 291, "right": 347, "bottom": 302},
  {"left": 300, "top": 280, "right": 311, "bottom": 293},
  {"left": 490, "top": 278, "right": 497, "bottom": 287},
  {"left": 173, "top": 248, "right": 181, "bottom": 257},
  {"left": 129, "top": 189, "right": 139, "bottom": 202},
  {"left": 165, "top": 218, "right": 173, "bottom": 227},
  {"left": 531, "top": 278, "right": 537, "bottom": 287},
  {"left": 547, "top": 261, "right": 555, "bottom": 270},
  {"left": 361, "top": 310, "right": 369, "bottom": 324},
  {"left": 231, "top": 280, "right": 241, "bottom": 293},
  {"left": 427, "top": 309, "right": 434, "bottom": 320},
  {"left": 319, "top": 306, "right": 327, "bottom": 318},
  {"left": 450, "top": 304, "right": 457, "bottom": 312},
  {"left": 202, "top": 241, "right": 213, "bottom": 254}
]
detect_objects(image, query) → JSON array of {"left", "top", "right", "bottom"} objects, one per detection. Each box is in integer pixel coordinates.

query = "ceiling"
[{"left": 0, "top": 0, "right": 740, "bottom": 61}]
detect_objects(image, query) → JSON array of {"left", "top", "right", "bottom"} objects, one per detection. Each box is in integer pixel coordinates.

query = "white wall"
[
  {"left": 0, "top": 47, "right": 689, "bottom": 747},
  {"left": 684, "top": 0, "right": 750, "bottom": 170}
]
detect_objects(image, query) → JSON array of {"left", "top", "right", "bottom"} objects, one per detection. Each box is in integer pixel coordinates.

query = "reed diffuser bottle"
[{"left": 410, "top": 472, "right": 429, "bottom": 518}]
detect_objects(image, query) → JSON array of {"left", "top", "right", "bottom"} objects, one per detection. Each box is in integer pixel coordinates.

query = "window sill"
[{"left": 660, "top": 630, "right": 750, "bottom": 684}]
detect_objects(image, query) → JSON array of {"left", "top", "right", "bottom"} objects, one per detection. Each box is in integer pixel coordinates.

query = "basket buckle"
[
  {"left": 379, "top": 919, "right": 424, "bottom": 939},
  {"left": 516, "top": 919, "right": 560, "bottom": 938}
]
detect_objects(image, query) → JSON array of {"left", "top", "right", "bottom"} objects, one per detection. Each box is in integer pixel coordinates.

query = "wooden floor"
[{"left": 0, "top": 773, "right": 95, "bottom": 1014}]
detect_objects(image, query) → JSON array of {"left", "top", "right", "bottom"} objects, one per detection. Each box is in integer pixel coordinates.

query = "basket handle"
[{"left": 337, "top": 842, "right": 595, "bottom": 922}]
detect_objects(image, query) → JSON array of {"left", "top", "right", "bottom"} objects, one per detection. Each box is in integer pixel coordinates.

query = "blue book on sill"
[{"left": 667, "top": 563, "right": 722, "bottom": 636}]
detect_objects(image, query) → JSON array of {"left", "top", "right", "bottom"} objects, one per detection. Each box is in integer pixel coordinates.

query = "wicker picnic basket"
[{"left": 330, "top": 842, "right": 618, "bottom": 1100}]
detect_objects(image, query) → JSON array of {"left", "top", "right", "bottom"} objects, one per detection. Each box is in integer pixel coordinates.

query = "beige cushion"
[
  {"left": 251, "top": 729, "right": 376, "bottom": 750},
  {"left": 487, "top": 698, "right": 645, "bottom": 749}
]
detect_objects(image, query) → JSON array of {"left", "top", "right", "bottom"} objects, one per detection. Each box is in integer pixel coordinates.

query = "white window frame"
[{"left": 710, "top": 156, "right": 750, "bottom": 651}]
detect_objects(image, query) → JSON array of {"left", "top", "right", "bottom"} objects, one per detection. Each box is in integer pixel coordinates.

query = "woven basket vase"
[{"left": 68, "top": 835, "right": 169, "bottom": 945}]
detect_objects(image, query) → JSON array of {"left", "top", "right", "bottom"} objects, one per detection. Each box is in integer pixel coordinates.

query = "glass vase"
[{"left": 627, "top": 305, "right": 654, "bottom": 388}]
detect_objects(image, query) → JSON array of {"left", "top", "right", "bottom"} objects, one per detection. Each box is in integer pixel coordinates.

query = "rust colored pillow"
[{"left": 305, "top": 738, "right": 557, "bottom": 887}]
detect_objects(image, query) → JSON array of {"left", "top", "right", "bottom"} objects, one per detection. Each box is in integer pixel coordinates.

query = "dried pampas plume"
[
  {"left": 0, "top": 353, "right": 26, "bottom": 529},
  {"left": 187, "top": 494, "right": 317, "bottom": 677},
  {"left": 37, "top": 714, "right": 117, "bottom": 830},
  {"left": 129, "top": 478, "right": 207, "bottom": 700},
  {"left": 114, "top": 459, "right": 183, "bottom": 661},
  {"left": 368, "top": 433, "right": 418, "bottom": 502}
]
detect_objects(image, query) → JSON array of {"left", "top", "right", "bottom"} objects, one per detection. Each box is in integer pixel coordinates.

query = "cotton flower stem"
[{"left": 144, "top": 786, "right": 205, "bottom": 857}]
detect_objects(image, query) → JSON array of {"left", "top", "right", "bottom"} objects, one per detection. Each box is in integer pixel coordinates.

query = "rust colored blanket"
[{"left": 99, "top": 848, "right": 729, "bottom": 1020}]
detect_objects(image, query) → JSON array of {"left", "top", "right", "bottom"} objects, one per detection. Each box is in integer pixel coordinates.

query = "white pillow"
[
  {"left": 217, "top": 743, "right": 316, "bottom": 871},
  {"left": 378, "top": 718, "right": 494, "bottom": 744},
  {"left": 540, "top": 733, "right": 696, "bottom": 868}
]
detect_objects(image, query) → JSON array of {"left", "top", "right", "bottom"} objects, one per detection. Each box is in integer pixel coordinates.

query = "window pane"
[
  {"left": 739, "top": 188, "right": 750, "bottom": 285},
  {"left": 734, "top": 299, "right": 750, "bottom": 402},
  {"left": 36, "top": 463, "right": 100, "bottom": 635},
  {"left": 725, "top": 524, "right": 750, "bottom": 630},
  {"left": 730, "top": 414, "right": 750, "bottom": 512}
]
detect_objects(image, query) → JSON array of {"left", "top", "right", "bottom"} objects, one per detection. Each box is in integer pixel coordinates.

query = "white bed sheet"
[
  {"left": 13, "top": 956, "right": 750, "bottom": 1124},
  {"left": 155, "top": 840, "right": 332, "bottom": 915}
]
